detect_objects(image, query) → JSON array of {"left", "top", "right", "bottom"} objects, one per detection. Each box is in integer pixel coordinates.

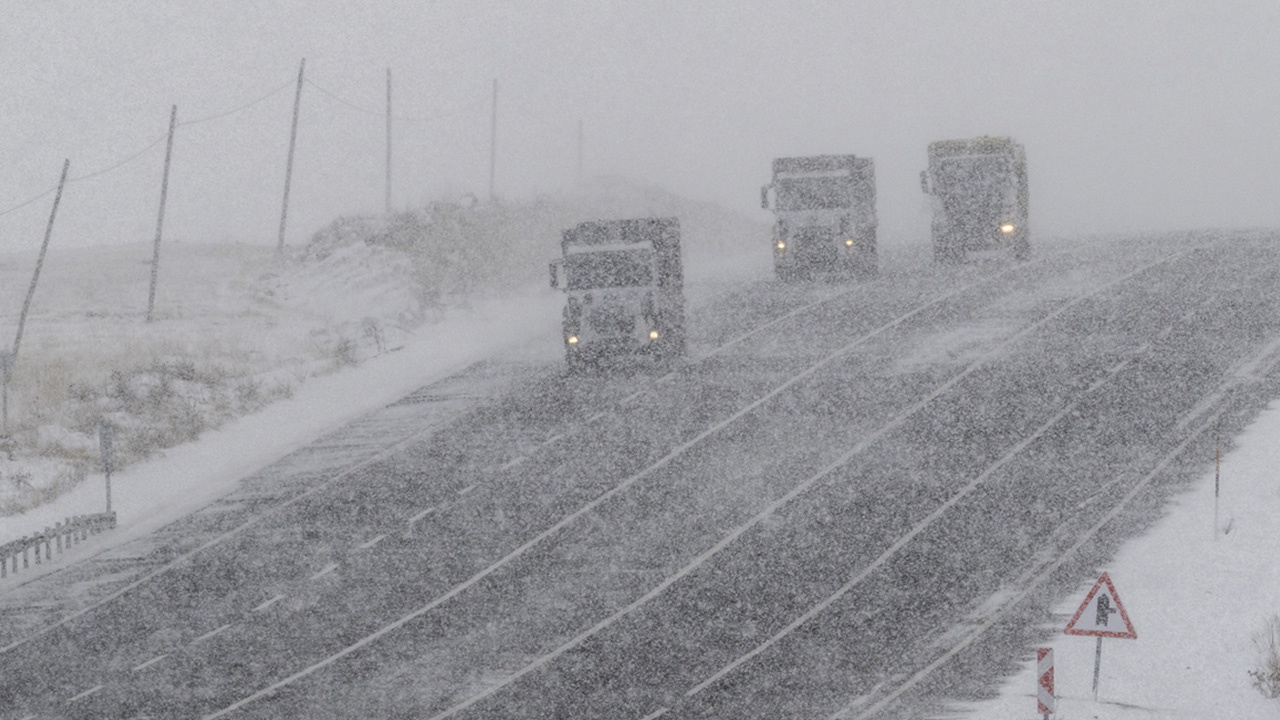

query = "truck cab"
[
  {"left": 550, "top": 218, "right": 685, "bottom": 370},
  {"left": 762, "top": 154, "right": 878, "bottom": 281},
  {"left": 922, "top": 136, "right": 1030, "bottom": 263}
]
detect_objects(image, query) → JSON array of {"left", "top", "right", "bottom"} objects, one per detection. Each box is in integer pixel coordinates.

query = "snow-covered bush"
[{"left": 1251, "top": 614, "right": 1280, "bottom": 699}]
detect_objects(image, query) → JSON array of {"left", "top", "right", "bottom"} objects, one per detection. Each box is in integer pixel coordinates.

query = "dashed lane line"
[
  {"left": 357, "top": 534, "right": 387, "bottom": 550},
  {"left": 132, "top": 654, "right": 168, "bottom": 672},
  {"left": 499, "top": 455, "right": 526, "bottom": 470},
  {"left": 458, "top": 484, "right": 477, "bottom": 495},
  {"left": 206, "top": 264, "right": 1037, "bottom": 719},
  {"left": 424, "top": 254, "right": 1186, "bottom": 719},
  {"left": 66, "top": 684, "right": 102, "bottom": 702},
  {"left": 833, "top": 321, "right": 1280, "bottom": 719},
  {"left": 0, "top": 397, "right": 482, "bottom": 656},
  {"left": 191, "top": 624, "right": 231, "bottom": 644},
  {"left": 408, "top": 507, "right": 436, "bottom": 524},
  {"left": 309, "top": 564, "right": 339, "bottom": 581},
  {"left": 252, "top": 595, "right": 285, "bottom": 612},
  {"left": 839, "top": 407, "right": 1233, "bottom": 720}
]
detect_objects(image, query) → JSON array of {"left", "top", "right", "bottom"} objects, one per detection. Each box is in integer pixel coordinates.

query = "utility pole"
[
  {"left": 385, "top": 67, "right": 392, "bottom": 214},
  {"left": 6, "top": 159, "right": 70, "bottom": 433},
  {"left": 488, "top": 78, "right": 497, "bottom": 202},
  {"left": 277, "top": 58, "right": 305, "bottom": 253},
  {"left": 147, "top": 105, "right": 177, "bottom": 323},
  {"left": 577, "top": 119, "right": 584, "bottom": 186}
]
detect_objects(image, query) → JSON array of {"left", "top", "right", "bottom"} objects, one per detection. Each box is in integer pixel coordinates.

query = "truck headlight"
[
  {"left": 567, "top": 335, "right": 579, "bottom": 345},
  {"left": 649, "top": 330, "right": 659, "bottom": 340},
  {"left": 1000, "top": 223, "right": 1016, "bottom": 234},
  {"left": 845, "top": 238, "right": 854, "bottom": 247},
  {"left": 776, "top": 241, "right": 786, "bottom": 250}
]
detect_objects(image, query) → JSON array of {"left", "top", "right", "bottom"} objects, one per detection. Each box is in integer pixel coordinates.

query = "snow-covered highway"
[{"left": 2, "top": 232, "right": 1279, "bottom": 719}]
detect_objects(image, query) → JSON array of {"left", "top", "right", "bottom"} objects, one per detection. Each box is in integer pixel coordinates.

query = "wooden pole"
[
  {"left": 488, "top": 78, "right": 497, "bottom": 202},
  {"left": 6, "top": 159, "right": 69, "bottom": 434},
  {"left": 12, "top": 159, "right": 70, "bottom": 361},
  {"left": 147, "top": 105, "right": 177, "bottom": 323},
  {"left": 577, "top": 119, "right": 584, "bottom": 186},
  {"left": 386, "top": 67, "right": 392, "bottom": 214},
  {"left": 277, "top": 58, "right": 306, "bottom": 253},
  {"left": 1213, "top": 436, "right": 1221, "bottom": 539}
]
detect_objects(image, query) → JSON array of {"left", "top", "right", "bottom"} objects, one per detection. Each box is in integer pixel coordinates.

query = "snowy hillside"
[{"left": 0, "top": 181, "right": 768, "bottom": 520}]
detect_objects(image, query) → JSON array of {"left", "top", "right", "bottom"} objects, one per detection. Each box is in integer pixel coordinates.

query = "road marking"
[
  {"left": 252, "top": 594, "right": 285, "bottom": 612},
  {"left": 309, "top": 563, "right": 339, "bottom": 581},
  {"left": 640, "top": 707, "right": 669, "bottom": 719},
  {"left": 207, "top": 263, "right": 1049, "bottom": 717},
  {"left": 408, "top": 507, "right": 436, "bottom": 524},
  {"left": 357, "top": 534, "right": 386, "bottom": 549},
  {"left": 0, "top": 396, "right": 482, "bottom": 657},
  {"left": 621, "top": 390, "right": 645, "bottom": 404},
  {"left": 205, "top": 263, "right": 1047, "bottom": 720},
  {"left": 840, "top": 408, "right": 1234, "bottom": 720},
  {"left": 541, "top": 433, "right": 564, "bottom": 446},
  {"left": 421, "top": 255, "right": 1184, "bottom": 717},
  {"left": 499, "top": 456, "right": 526, "bottom": 470},
  {"left": 133, "top": 654, "right": 168, "bottom": 671},
  {"left": 66, "top": 684, "right": 103, "bottom": 701},
  {"left": 458, "top": 484, "right": 476, "bottom": 495},
  {"left": 192, "top": 623, "right": 231, "bottom": 643},
  {"left": 585, "top": 412, "right": 606, "bottom": 423},
  {"left": 657, "top": 372, "right": 675, "bottom": 383}
]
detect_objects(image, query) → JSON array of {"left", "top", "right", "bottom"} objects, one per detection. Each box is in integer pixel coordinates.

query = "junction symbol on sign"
[{"left": 1064, "top": 571, "right": 1137, "bottom": 639}]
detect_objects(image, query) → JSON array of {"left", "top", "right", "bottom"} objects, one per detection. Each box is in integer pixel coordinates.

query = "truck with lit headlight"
[
  {"left": 921, "top": 136, "right": 1029, "bottom": 263},
  {"left": 549, "top": 217, "right": 685, "bottom": 370},
  {"left": 761, "top": 154, "right": 878, "bottom": 281}
]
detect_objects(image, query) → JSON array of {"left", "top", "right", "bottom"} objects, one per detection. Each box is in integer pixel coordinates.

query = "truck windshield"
[
  {"left": 775, "top": 177, "right": 853, "bottom": 211},
  {"left": 566, "top": 249, "right": 653, "bottom": 289},
  {"left": 934, "top": 156, "right": 1012, "bottom": 196}
]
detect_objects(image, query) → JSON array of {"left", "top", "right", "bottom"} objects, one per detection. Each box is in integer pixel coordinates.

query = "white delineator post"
[{"left": 1037, "top": 647, "right": 1055, "bottom": 717}]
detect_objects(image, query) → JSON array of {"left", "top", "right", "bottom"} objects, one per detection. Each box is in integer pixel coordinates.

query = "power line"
[
  {"left": 0, "top": 133, "right": 168, "bottom": 219},
  {"left": 177, "top": 78, "right": 295, "bottom": 127},
  {"left": 0, "top": 187, "right": 55, "bottom": 220},
  {"left": 68, "top": 134, "right": 167, "bottom": 183},
  {"left": 305, "top": 76, "right": 485, "bottom": 123},
  {"left": 1, "top": 75, "right": 296, "bottom": 218}
]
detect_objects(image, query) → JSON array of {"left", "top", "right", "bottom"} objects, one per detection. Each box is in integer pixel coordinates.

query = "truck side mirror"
[
  {"left": 549, "top": 259, "right": 567, "bottom": 290},
  {"left": 919, "top": 170, "right": 930, "bottom": 194},
  {"left": 760, "top": 185, "right": 770, "bottom": 209}
]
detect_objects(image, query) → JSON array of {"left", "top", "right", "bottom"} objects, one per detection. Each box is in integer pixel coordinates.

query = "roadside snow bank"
[
  {"left": 0, "top": 288, "right": 561, "bottom": 550},
  {"left": 954, "top": 402, "right": 1280, "bottom": 719}
]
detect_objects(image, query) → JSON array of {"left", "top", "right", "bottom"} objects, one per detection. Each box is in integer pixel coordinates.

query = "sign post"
[
  {"left": 98, "top": 422, "right": 114, "bottom": 513},
  {"left": 0, "top": 349, "right": 11, "bottom": 434},
  {"left": 1064, "top": 571, "right": 1137, "bottom": 701},
  {"left": 1037, "top": 647, "right": 1055, "bottom": 718}
]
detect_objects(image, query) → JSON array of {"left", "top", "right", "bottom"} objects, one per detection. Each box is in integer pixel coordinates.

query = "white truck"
[
  {"left": 921, "top": 136, "right": 1030, "bottom": 263},
  {"left": 549, "top": 217, "right": 685, "bottom": 370},
  {"left": 761, "top": 154, "right": 878, "bottom": 281}
]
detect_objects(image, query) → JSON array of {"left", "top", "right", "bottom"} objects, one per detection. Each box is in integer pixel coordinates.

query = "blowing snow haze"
[{"left": 2, "top": 1, "right": 1279, "bottom": 251}]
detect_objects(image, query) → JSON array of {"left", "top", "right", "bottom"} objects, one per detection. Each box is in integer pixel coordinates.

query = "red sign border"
[{"left": 1063, "top": 571, "right": 1137, "bottom": 639}]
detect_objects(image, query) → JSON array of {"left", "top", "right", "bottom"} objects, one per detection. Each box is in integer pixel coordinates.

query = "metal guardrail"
[{"left": 0, "top": 511, "right": 117, "bottom": 579}]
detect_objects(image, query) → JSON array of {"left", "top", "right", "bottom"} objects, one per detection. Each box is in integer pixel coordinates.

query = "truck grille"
[{"left": 588, "top": 306, "right": 636, "bottom": 335}]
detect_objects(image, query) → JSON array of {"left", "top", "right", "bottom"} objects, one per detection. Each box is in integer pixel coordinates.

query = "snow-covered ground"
[
  {"left": 953, "top": 403, "right": 1280, "bottom": 718},
  {"left": 2, "top": 213, "right": 1277, "bottom": 715},
  {"left": 0, "top": 283, "right": 561, "bottom": 564}
]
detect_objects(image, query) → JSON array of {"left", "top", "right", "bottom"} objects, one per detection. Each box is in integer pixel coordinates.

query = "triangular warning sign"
[{"left": 1064, "top": 571, "right": 1137, "bottom": 639}]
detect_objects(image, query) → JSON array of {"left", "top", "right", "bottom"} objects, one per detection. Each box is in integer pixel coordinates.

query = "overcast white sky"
[{"left": 3, "top": 1, "right": 1279, "bottom": 251}]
